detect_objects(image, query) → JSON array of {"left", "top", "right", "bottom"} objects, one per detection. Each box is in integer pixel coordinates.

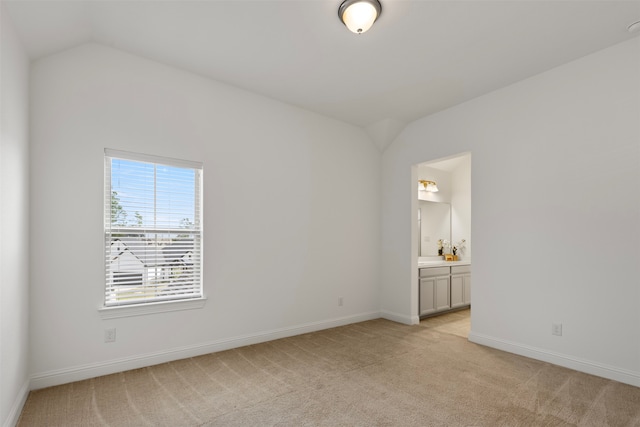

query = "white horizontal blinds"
[{"left": 104, "top": 150, "right": 202, "bottom": 307}]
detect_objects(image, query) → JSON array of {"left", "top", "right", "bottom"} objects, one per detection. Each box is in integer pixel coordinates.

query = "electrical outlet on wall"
[
  {"left": 338, "top": 296, "right": 344, "bottom": 306},
  {"left": 104, "top": 328, "right": 116, "bottom": 343},
  {"left": 552, "top": 323, "right": 562, "bottom": 336}
]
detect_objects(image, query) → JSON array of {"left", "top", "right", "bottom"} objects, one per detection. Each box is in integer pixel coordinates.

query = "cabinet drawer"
[
  {"left": 451, "top": 265, "right": 471, "bottom": 275},
  {"left": 419, "top": 267, "right": 450, "bottom": 277}
]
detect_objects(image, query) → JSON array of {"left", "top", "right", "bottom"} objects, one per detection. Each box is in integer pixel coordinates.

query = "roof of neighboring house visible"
[{"left": 110, "top": 238, "right": 194, "bottom": 267}]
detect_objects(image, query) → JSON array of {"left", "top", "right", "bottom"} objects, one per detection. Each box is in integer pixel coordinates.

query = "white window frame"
[{"left": 100, "top": 149, "right": 205, "bottom": 319}]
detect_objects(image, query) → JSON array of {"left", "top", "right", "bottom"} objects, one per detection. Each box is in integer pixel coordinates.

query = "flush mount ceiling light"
[
  {"left": 418, "top": 180, "right": 439, "bottom": 193},
  {"left": 338, "top": 0, "right": 381, "bottom": 34},
  {"left": 628, "top": 20, "right": 640, "bottom": 33}
]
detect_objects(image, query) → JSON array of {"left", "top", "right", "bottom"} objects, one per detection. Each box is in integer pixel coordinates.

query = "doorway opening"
[{"left": 411, "top": 152, "right": 471, "bottom": 331}]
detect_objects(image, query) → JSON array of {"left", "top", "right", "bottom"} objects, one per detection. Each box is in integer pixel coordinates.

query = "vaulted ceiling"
[{"left": 5, "top": 0, "right": 640, "bottom": 150}]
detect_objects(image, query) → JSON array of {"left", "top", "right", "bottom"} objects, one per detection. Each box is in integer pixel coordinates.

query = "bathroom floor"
[{"left": 419, "top": 308, "right": 470, "bottom": 338}]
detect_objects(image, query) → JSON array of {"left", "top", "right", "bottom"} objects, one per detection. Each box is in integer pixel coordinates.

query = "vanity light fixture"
[
  {"left": 338, "top": 0, "right": 382, "bottom": 34},
  {"left": 418, "top": 180, "right": 439, "bottom": 192}
]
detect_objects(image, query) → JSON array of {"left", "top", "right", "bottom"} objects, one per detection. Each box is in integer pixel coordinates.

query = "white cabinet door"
[
  {"left": 434, "top": 276, "right": 451, "bottom": 312},
  {"left": 419, "top": 277, "right": 436, "bottom": 316},
  {"left": 450, "top": 274, "right": 465, "bottom": 309}
]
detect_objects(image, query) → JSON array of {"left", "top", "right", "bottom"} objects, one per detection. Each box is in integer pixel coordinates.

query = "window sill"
[{"left": 98, "top": 297, "right": 207, "bottom": 320}]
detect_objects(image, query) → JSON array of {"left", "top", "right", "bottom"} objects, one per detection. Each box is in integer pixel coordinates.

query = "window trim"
[
  {"left": 105, "top": 149, "right": 202, "bottom": 170},
  {"left": 103, "top": 148, "right": 204, "bottom": 312}
]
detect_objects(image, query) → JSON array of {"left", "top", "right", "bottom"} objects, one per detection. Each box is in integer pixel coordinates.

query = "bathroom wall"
[
  {"left": 451, "top": 156, "right": 471, "bottom": 260},
  {"left": 417, "top": 157, "right": 471, "bottom": 260},
  {"left": 417, "top": 165, "right": 451, "bottom": 203}
]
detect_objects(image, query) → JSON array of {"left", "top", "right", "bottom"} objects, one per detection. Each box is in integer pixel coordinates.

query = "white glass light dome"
[{"left": 339, "top": 0, "right": 381, "bottom": 34}]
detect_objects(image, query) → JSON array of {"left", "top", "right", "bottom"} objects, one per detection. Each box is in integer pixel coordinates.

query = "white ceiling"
[{"left": 5, "top": 0, "right": 640, "bottom": 149}]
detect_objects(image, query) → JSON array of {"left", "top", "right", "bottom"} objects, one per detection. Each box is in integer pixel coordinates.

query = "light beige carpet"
[{"left": 18, "top": 310, "right": 640, "bottom": 426}]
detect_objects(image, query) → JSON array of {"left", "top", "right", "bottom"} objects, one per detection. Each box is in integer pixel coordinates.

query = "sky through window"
[{"left": 111, "top": 159, "right": 196, "bottom": 229}]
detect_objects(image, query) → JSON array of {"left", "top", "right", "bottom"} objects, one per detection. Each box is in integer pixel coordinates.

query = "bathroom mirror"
[{"left": 418, "top": 201, "right": 451, "bottom": 256}]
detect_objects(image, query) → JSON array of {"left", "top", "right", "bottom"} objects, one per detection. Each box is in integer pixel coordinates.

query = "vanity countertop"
[{"left": 418, "top": 260, "right": 471, "bottom": 268}]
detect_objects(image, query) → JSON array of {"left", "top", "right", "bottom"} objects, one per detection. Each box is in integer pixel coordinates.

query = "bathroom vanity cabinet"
[
  {"left": 419, "top": 267, "right": 450, "bottom": 316},
  {"left": 450, "top": 265, "right": 471, "bottom": 309},
  {"left": 419, "top": 264, "right": 471, "bottom": 318}
]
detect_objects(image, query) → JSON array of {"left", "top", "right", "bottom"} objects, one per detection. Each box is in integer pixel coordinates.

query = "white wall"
[
  {"left": 451, "top": 156, "right": 471, "bottom": 261},
  {"left": 29, "top": 43, "right": 381, "bottom": 387},
  {"left": 0, "top": 5, "right": 31, "bottom": 426},
  {"left": 381, "top": 37, "right": 640, "bottom": 386}
]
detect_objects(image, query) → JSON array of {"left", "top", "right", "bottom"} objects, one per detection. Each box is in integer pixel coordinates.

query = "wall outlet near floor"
[
  {"left": 104, "top": 328, "right": 116, "bottom": 343},
  {"left": 338, "top": 296, "right": 344, "bottom": 306},
  {"left": 552, "top": 323, "right": 562, "bottom": 336}
]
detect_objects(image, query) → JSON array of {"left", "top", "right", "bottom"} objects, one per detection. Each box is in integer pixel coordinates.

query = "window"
[{"left": 104, "top": 149, "right": 203, "bottom": 307}]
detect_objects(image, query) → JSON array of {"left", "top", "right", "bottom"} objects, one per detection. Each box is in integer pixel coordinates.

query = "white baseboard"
[
  {"left": 380, "top": 310, "right": 419, "bottom": 325},
  {"left": 30, "top": 311, "right": 381, "bottom": 390},
  {"left": 3, "top": 380, "right": 29, "bottom": 427},
  {"left": 468, "top": 331, "right": 640, "bottom": 388}
]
